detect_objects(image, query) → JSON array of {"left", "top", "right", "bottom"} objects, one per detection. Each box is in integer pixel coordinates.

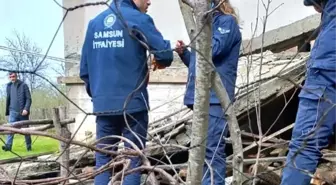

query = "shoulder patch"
[
  {"left": 104, "top": 14, "right": 117, "bottom": 29},
  {"left": 217, "top": 27, "right": 230, "bottom": 34}
]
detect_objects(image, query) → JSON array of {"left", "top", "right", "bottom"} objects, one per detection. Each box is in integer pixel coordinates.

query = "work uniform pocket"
[
  {"left": 290, "top": 68, "right": 336, "bottom": 154},
  {"left": 299, "top": 66, "right": 336, "bottom": 101},
  {"left": 298, "top": 84, "right": 326, "bottom": 101}
]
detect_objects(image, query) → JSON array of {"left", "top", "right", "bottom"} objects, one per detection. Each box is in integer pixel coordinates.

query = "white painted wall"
[
  {"left": 65, "top": 81, "right": 188, "bottom": 140},
  {"left": 147, "top": 84, "right": 187, "bottom": 122}
]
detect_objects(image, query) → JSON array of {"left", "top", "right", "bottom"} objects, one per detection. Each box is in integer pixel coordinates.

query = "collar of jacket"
[
  {"left": 114, "top": 0, "right": 140, "bottom": 11},
  {"left": 8, "top": 79, "right": 22, "bottom": 87},
  {"left": 211, "top": 10, "right": 225, "bottom": 20}
]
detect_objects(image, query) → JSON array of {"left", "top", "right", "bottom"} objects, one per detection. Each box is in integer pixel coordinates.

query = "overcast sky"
[{"left": 147, "top": 0, "right": 316, "bottom": 42}]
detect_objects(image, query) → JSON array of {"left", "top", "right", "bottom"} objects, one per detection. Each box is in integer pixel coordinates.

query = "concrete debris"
[
  {"left": 240, "top": 13, "right": 320, "bottom": 55},
  {"left": 144, "top": 50, "right": 309, "bottom": 157},
  {"left": 311, "top": 162, "right": 336, "bottom": 185},
  {"left": 0, "top": 146, "right": 94, "bottom": 180}
]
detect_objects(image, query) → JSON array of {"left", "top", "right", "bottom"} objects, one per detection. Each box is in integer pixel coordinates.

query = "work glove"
[{"left": 151, "top": 58, "right": 166, "bottom": 71}]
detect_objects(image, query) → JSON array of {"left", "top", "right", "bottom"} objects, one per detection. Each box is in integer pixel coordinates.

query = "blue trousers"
[
  {"left": 94, "top": 111, "right": 148, "bottom": 185},
  {"left": 186, "top": 104, "right": 228, "bottom": 185},
  {"left": 5, "top": 110, "right": 31, "bottom": 150},
  {"left": 280, "top": 68, "right": 336, "bottom": 185},
  {"left": 202, "top": 106, "right": 229, "bottom": 185}
]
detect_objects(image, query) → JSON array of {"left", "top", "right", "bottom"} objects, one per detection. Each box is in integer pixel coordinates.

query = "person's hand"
[
  {"left": 175, "top": 40, "right": 185, "bottom": 55},
  {"left": 22, "top": 110, "right": 28, "bottom": 116},
  {"left": 151, "top": 58, "right": 166, "bottom": 71},
  {"left": 313, "top": 4, "right": 322, "bottom": 13}
]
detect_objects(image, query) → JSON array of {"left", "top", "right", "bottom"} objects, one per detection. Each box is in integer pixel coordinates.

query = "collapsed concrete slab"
[
  {"left": 145, "top": 50, "right": 310, "bottom": 156},
  {"left": 240, "top": 13, "right": 320, "bottom": 55}
]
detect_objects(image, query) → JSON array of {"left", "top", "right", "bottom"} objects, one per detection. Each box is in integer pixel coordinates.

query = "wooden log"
[
  {"left": 225, "top": 138, "right": 278, "bottom": 147},
  {"left": 148, "top": 116, "right": 190, "bottom": 136},
  {"left": 227, "top": 123, "right": 294, "bottom": 160},
  {"left": 52, "top": 107, "right": 71, "bottom": 180},
  {"left": 0, "top": 118, "right": 75, "bottom": 128},
  {"left": 42, "top": 108, "right": 47, "bottom": 119},
  {"left": 150, "top": 108, "right": 189, "bottom": 128},
  {"left": 0, "top": 119, "right": 76, "bottom": 135},
  {"left": 0, "top": 151, "right": 54, "bottom": 165},
  {"left": 240, "top": 131, "right": 285, "bottom": 143},
  {"left": 161, "top": 124, "right": 186, "bottom": 142}
]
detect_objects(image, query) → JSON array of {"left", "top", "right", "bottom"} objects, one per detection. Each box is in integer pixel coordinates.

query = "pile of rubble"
[{"left": 1, "top": 51, "right": 335, "bottom": 185}]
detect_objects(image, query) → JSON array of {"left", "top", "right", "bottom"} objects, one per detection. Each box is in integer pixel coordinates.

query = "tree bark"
[
  {"left": 178, "top": 0, "right": 196, "bottom": 48},
  {"left": 52, "top": 107, "right": 71, "bottom": 181},
  {"left": 180, "top": 0, "right": 244, "bottom": 184},
  {"left": 211, "top": 73, "right": 244, "bottom": 185},
  {"left": 185, "top": 1, "right": 213, "bottom": 185}
]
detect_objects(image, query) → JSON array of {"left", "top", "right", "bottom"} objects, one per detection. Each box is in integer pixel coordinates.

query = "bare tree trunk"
[
  {"left": 178, "top": 0, "right": 196, "bottom": 48},
  {"left": 185, "top": 1, "right": 212, "bottom": 185},
  {"left": 52, "top": 107, "right": 71, "bottom": 181},
  {"left": 211, "top": 73, "right": 244, "bottom": 185},
  {"left": 180, "top": 0, "right": 244, "bottom": 184}
]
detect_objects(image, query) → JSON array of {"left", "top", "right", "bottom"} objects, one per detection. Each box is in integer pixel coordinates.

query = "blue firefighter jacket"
[
  {"left": 79, "top": 0, "right": 174, "bottom": 115},
  {"left": 304, "top": 0, "right": 336, "bottom": 71},
  {"left": 178, "top": 12, "right": 242, "bottom": 113}
]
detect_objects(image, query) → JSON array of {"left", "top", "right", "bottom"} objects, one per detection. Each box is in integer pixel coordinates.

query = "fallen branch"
[
  {"left": 0, "top": 151, "right": 55, "bottom": 165},
  {"left": 1, "top": 118, "right": 75, "bottom": 128},
  {"left": 227, "top": 123, "right": 294, "bottom": 160}
]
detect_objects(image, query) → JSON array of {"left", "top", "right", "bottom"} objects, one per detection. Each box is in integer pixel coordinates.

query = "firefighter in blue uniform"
[
  {"left": 175, "top": 0, "right": 242, "bottom": 184},
  {"left": 79, "top": 0, "right": 173, "bottom": 184},
  {"left": 280, "top": 0, "right": 336, "bottom": 184}
]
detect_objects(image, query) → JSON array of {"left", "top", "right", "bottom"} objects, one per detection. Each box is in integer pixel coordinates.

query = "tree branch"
[
  {"left": 211, "top": 73, "right": 244, "bottom": 185},
  {"left": 181, "top": 0, "right": 194, "bottom": 9}
]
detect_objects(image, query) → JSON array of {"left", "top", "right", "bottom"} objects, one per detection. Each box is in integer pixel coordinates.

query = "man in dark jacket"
[
  {"left": 280, "top": 0, "right": 335, "bottom": 184},
  {"left": 2, "top": 72, "right": 32, "bottom": 152},
  {"left": 79, "top": 0, "right": 173, "bottom": 184}
]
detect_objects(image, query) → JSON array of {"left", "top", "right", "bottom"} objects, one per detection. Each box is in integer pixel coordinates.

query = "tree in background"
[
  {"left": 0, "top": 30, "right": 67, "bottom": 123},
  {"left": 0, "top": 30, "right": 49, "bottom": 92}
]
